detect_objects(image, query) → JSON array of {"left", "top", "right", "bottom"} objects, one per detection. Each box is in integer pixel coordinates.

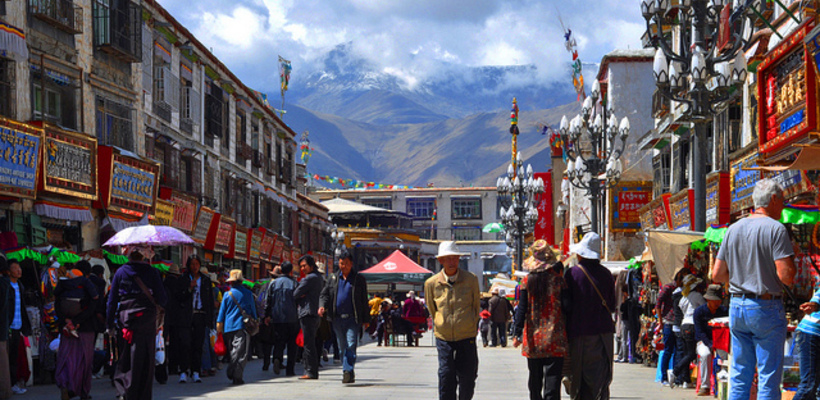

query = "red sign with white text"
[{"left": 533, "top": 172, "right": 555, "bottom": 246}]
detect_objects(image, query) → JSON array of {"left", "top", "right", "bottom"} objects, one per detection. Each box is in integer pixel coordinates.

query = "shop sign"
[
  {"left": 639, "top": 193, "right": 672, "bottom": 230},
  {"left": 260, "top": 232, "right": 277, "bottom": 260},
  {"left": 292, "top": 249, "right": 301, "bottom": 264},
  {"left": 706, "top": 172, "right": 731, "bottom": 226},
  {"left": 214, "top": 217, "right": 235, "bottom": 254},
  {"left": 730, "top": 153, "right": 760, "bottom": 213},
  {"left": 150, "top": 199, "right": 174, "bottom": 226},
  {"left": 763, "top": 168, "right": 811, "bottom": 199},
  {"left": 41, "top": 127, "right": 97, "bottom": 200},
  {"left": 272, "top": 237, "right": 285, "bottom": 261},
  {"left": 170, "top": 192, "right": 197, "bottom": 233},
  {"left": 249, "top": 229, "right": 263, "bottom": 261},
  {"left": 609, "top": 181, "right": 652, "bottom": 232},
  {"left": 234, "top": 227, "right": 248, "bottom": 260},
  {"left": 668, "top": 189, "right": 694, "bottom": 231},
  {"left": 533, "top": 172, "right": 555, "bottom": 244},
  {"left": 281, "top": 246, "right": 291, "bottom": 263},
  {"left": 757, "top": 22, "right": 817, "bottom": 158},
  {"left": 192, "top": 206, "right": 216, "bottom": 244},
  {"left": 0, "top": 118, "right": 42, "bottom": 199},
  {"left": 108, "top": 152, "right": 159, "bottom": 213}
]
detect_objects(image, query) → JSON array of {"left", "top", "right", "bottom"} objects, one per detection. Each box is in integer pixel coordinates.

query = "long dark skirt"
[
  {"left": 56, "top": 331, "right": 95, "bottom": 397},
  {"left": 114, "top": 331, "right": 156, "bottom": 400}
]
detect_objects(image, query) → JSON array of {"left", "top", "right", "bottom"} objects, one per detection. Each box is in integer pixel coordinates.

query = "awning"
[
  {"left": 102, "top": 213, "right": 149, "bottom": 232},
  {"left": 747, "top": 145, "right": 820, "bottom": 171},
  {"left": 0, "top": 22, "right": 28, "bottom": 62},
  {"left": 34, "top": 200, "right": 94, "bottom": 223},
  {"left": 646, "top": 229, "right": 704, "bottom": 285},
  {"left": 360, "top": 250, "right": 433, "bottom": 283}
]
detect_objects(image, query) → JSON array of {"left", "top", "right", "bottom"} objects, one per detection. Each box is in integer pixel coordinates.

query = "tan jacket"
[{"left": 424, "top": 270, "right": 481, "bottom": 342}]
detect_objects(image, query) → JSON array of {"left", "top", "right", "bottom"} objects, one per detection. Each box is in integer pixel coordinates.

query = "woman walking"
[
  {"left": 513, "top": 240, "right": 568, "bottom": 400},
  {"left": 668, "top": 274, "right": 705, "bottom": 388},
  {"left": 54, "top": 268, "right": 99, "bottom": 400},
  {"left": 216, "top": 270, "right": 257, "bottom": 385}
]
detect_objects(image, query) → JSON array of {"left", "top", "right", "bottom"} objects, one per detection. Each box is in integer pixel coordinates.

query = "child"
[{"left": 479, "top": 309, "right": 491, "bottom": 347}]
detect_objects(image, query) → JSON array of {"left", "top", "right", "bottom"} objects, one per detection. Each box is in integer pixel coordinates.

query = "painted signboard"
[
  {"left": 40, "top": 125, "right": 97, "bottom": 200},
  {"left": 669, "top": 189, "right": 694, "bottom": 231},
  {"left": 214, "top": 216, "right": 235, "bottom": 254},
  {"left": 706, "top": 172, "right": 731, "bottom": 226},
  {"left": 639, "top": 193, "right": 672, "bottom": 230},
  {"left": 730, "top": 152, "right": 760, "bottom": 213},
  {"left": 533, "top": 172, "right": 555, "bottom": 245},
  {"left": 97, "top": 146, "right": 160, "bottom": 214},
  {"left": 260, "top": 231, "right": 277, "bottom": 260},
  {"left": 272, "top": 237, "right": 285, "bottom": 261},
  {"left": 250, "top": 229, "right": 264, "bottom": 261},
  {"left": 0, "top": 118, "right": 41, "bottom": 199},
  {"left": 234, "top": 226, "right": 248, "bottom": 261},
  {"left": 192, "top": 206, "right": 216, "bottom": 244},
  {"left": 170, "top": 192, "right": 197, "bottom": 233},
  {"left": 151, "top": 199, "right": 174, "bottom": 226},
  {"left": 609, "top": 181, "right": 652, "bottom": 232}
]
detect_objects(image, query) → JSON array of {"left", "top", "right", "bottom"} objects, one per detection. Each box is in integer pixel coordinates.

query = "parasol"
[
  {"left": 103, "top": 225, "right": 194, "bottom": 247},
  {"left": 482, "top": 222, "right": 505, "bottom": 233}
]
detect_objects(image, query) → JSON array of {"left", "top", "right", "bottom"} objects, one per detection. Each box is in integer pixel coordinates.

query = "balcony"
[
  {"left": 252, "top": 151, "right": 264, "bottom": 168},
  {"left": 180, "top": 117, "right": 193, "bottom": 135},
  {"left": 29, "top": 0, "right": 83, "bottom": 34},
  {"left": 153, "top": 100, "right": 171, "bottom": 122},
  {"left": 237, "top": 142, "right": 253, "bottom": 162},
  {"left": 266, "top": 158, "right": 277, "bottom": 176},
  {"left": 652, "top": 89, "right": 670, "bottom": 119},
  {"left": 93, "top": 0, "right": 142, "bottom": 63}
]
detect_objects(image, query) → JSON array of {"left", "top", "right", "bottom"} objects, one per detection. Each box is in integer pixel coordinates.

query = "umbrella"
[
  {"left": 103, "top": 225, "right": 194, "bottom": 247},
  {"left": 482, "top": 222, "right": 505, "bottom": 233}
]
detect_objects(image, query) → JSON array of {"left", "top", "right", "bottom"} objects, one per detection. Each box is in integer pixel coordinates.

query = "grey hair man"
[{"left": 712, "top": 178, "right": 796, "bottom": 400}]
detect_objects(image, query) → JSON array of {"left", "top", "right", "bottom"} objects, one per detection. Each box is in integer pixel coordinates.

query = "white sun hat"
[
  {"left": 570, "top": 232, "right": 602, "bottom": 260},
  {"left": 436, "top": 241, "right": 467, "bottom": 258}
]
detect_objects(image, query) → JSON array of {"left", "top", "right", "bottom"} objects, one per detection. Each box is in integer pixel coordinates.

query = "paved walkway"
[{"left": 24, "top": 336, "right": 703, "bottom": 399}]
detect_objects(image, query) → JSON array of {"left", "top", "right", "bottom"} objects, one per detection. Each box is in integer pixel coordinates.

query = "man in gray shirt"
[{"left": 712, "top": 178, "right": 796, "bottom": 400}]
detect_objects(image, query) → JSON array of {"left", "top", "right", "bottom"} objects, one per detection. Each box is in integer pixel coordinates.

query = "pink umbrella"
[{"left": 103, "top": 225, "right": 194, "bottom": 247}]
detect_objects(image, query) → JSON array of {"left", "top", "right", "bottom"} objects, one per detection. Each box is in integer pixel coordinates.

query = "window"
[
  {"left": 92, "top": 0, "right": 142, "bottom": 62},
  {"left": 0, "top": 58, "right": 14, "bottom": 119},
  {"left": 418, "top": 226, "right": 437, "bottom": 240},
  {"left": 453, "top": 226, "right": 481, "bottom": 241},
  {"left": 180, "top": 79, "right": 199, "bottom": 135},
  {"left": 362, "top": 198, "right": 391, "bottom": 210},
  {"left": 205, "top": 80, "right": 224, "bottom": 147},
  {"left": 31, "top": 67, "right": 78, "bottom": 129},
  {"left": 452, "top": 198, "right": 481, "bottom": 219},
  {"left": 152, "top": 43, "right": 178, "bottom": 122},
  {"left": 407, "top": 198, "right": 435, "bottom": 219},
  {"left": 95, "top": 95, "right": 134, "bottom": 151},
  {"left": 653, "top": 150, "right": 670, "bottom": 199},
  {"left": 204, "top": 162, "right": 214, "bottom": 201}
]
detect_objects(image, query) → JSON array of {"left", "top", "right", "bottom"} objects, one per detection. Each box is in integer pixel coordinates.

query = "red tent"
[{"left": 360, "top": 250, "right": 434, "bottom": 283}]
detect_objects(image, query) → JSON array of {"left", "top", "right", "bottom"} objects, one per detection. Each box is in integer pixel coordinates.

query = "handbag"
[
  {"left": 228, "top": 291, "right": 260, "bottom": 336},
  {"left": 214, "top": 332, "right": 226, "bottom": 357},
  {"left": 134, "top": 276, "right": 165, "bottom": 330}
]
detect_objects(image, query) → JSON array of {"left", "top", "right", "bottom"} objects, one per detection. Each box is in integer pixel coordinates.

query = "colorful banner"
[
  {"left": 310, "top": 174, "right": 415, "bottom": 190},
  {"left": 192, "top": 206, "right": 216, "bottom": 244},
  {"left": 40, "top": 124, "right": 97, "bottom": 200},
  {"left": 0, "top": 118, "right": 42, "bottom": 198},
  {"left": 170, "top": 192, "right": 197, "bottom": 233},
  {"left": 533, "top": 172, "right": 555, "bottom": 245},
  {"left": 150, "top": 199, "right": 174, "bottom": 226},
  {"left": 214, "top": 216, "right": 234, "bottom": 254},
  {"left": 609, "top": 181, "right": 652, "bottom": 232}
]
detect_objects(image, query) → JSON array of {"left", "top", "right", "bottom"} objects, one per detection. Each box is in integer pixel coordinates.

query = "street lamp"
[
  {"left": 642, "top": 0, "right": 751, "bottom": 231},
  {"left": 496, "top": 156, "right": 545, "bottom": 271},
  {"left": 330, "top": 225, "right": 345, "bottom": 275},
  {"left": 559, "top": 79, "right": 630, "bottom": 234}
]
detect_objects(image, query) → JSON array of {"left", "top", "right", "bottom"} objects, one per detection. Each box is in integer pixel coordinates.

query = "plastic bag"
[
  {"left": 214, "top": 333, "right": 226, "bottom": 357},
  {"left": 49, "top": 336, "right": 60, "bottom": 352},
  {"left": 295, "top": 329, "right": 304, "bottom": 348},
  {"left": 155, "top": 329, "right": 165, "bottom": 365}
]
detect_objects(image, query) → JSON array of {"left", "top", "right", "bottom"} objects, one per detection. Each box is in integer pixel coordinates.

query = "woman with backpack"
[{"left": 216, "top": 270, "right": 257, "bottom": 385}]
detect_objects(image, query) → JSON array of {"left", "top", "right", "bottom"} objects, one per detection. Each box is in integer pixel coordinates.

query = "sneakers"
[
  {"left": 562, "top": 376, "right": 571, "bottom": 395},
  {"left": 342, "top": 370, "right": 355, "bottom": 384},
  {"left": 682, "top": 382, "right": 691, "bottom": 389},
  {"left": 11, "top": 385, "right": 26, "bottom": 395},
  {"left": 179, "top": 372, "right": 188, "bottom": 383},
  {"left": 193, "top": 372, "right": 201, "bottom": 383},
  {"left": 273, "top": 359, "right": 282, "bottom": 375},
  {"left": 667, "top": 370, "right": 676, "bottom": 389}
]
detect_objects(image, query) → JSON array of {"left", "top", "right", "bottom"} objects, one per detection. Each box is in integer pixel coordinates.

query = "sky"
[{"left": 158, "top": 0, "right": 647, "bottom": 95}]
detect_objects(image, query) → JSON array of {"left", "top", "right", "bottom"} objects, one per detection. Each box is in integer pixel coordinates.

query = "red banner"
[{"left": 533, "top": 172, "right": 555, "bottom": 246}]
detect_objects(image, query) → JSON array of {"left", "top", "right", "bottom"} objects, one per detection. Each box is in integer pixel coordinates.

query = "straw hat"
[
  {"left": 226, "top": 269, "right": 244, "bottom": 282},
  {"left": 682, "top": 274, "right": 703, "bottom": 296},
  {"left": 570, "top": 232, "right": 601, "bottom": 260},
  {"left": 167, "top": 264, "right": 181, "bottom": 276}
]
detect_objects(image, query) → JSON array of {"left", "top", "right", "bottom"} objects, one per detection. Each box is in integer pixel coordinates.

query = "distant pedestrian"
[
  {"left": 478, "top": 310, "right": 491, "bottom": 348},
  {"left": 794, "top": 286, "right": 820, "bottom": 400},
  {"left": 293, "top": 255, "right": 324, "bottom": 380},
  {"left": 0, "top": 259, "right": 15, "bottom": 399},
  {"left": 712, "top": 178, "right": 796, "bottom": 400},
  {"left": 216, "top": 270, "right": 257, "bottom": 385},
  {"left": 266, "top": 262, "right": 299, "bottom": 376},
  {"left": 319, "top": 250, "right": 369, "bottom": 383},
  {"left": 655, "top": 269, "right": 685, "bottom": 385},
  {"left": 424, "top": 241, "right": 480, "bottom": 400},
  {"left": 488, "top": 287, "right": 511, "bottom": 347},
  {"left": 178, "top": 255, "right": 214, "bottom": 383},
  {"left": 107, "top": 246, "right": 167, "bottom": 400},
  {"left": 693, "top": 284, "right": 728, "bottom": 396},
  {"left": 668, "top": 273, "right": 705, "bottom": 388},
  {"left": 54, "top": 268, "right": 99, "bottom": 400},
  {"left": 513, "top": 239, "right": 567, "bottom": 400},
  {"left": 3, "top": 260, "right": 31, "bottom": 395},
  {"left": 565, "top": 232, "right": 615, "bottom": 400}
]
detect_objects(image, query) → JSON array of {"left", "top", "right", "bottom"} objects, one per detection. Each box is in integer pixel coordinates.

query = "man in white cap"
[
  {"left": 424, "top": 241, "right": 480, "bottom": 400},
  {"left": 565, "top": 232, "right": 616, "bottom": 400}
]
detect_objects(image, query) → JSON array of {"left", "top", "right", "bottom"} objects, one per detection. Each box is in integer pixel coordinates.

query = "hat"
[
  {"left": 704, "top": 284, "right": 723, "bottom": 301},
  {"left": 437, "top": 241, "right": 466, "bottom": 258},
  {"left": 226, "top": 269, "right": 244, "bottom": 283},
  {"left": 491, "top": 287, "right": 499, "bottom": 294},
  {"left": 498, "top": 288, "right": 506, "bottom": 297},
  {"left": 682, "top": 274, "right": 703, "bottom": 296},
  {"left": 570, "top": 232, "right": 601, "bottom": 260},
  {"left": 407, "top": 290, "right": 415, "bottom": 298},
  {"left": 524, "top": 240, "right": 558, "bottom": 270},
  {"left": 167, "top": 265, "right": 181, "bottom": 276}
]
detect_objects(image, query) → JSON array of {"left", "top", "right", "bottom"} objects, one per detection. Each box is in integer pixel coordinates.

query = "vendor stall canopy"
[
  {"left": 360, "top": 250, "right": 433, "bottom": 284},
  {"left": 645, "top": 230, "right": 704, "bottom": 285}
]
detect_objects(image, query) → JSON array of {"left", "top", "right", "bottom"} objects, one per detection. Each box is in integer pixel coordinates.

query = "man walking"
[
  {"left": 319, "top": 250, "right": 369, "bottom": 383},
  {"left": 565, "top": 232, "right": 616, "bottom": 400},
  {"left": 712, "top": 178, "right": 796, "bottom": 400},
  {"left": 266, "top": 261, "right": 299, "bottom": 376},
  {"left": 3, "top": 261, "right": 30, "bottom": 395},
  {"left": 294, "top": 255, "right": 324, "bottom": 380},
  {"left": 656, "top": 270, "right": 684, "bottom": 385},
  {"left": 424, "top": 241, "right": 480, "bottom": 400},
  {"left": 488, "top": 287, "right": 511, "bottom": 347},
  {"left": 177, "top": 256, "right": 214, "bottom": 383}
]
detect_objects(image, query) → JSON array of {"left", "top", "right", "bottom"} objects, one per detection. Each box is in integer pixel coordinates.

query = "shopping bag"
[
  {"left": 155, "top": 329, "right": 165, "bottom": 365},
  {"left": 295, "top": 329, "right": 304, "bottom": 348},
  {"left": 214, "top": 333, "right": 226, "bottom": 357}
]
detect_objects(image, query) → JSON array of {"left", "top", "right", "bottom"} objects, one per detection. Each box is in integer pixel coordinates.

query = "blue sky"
[{"left": 158, "top": 0, "right": 646, "bottom": 94}]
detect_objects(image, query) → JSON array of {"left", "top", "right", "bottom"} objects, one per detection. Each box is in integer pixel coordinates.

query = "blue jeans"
[
  {"left": 660, "top": 323, "right": 677, "bottom": 382},
  {"left": 729, "top": 297, "right": 787, "bottom": 400},
  {"left": 795, "top": 331, "right": 820, "bottom": 400},
  {"left": 332, "top": 316, "right": 359, "bottom": 372},
  {"left": 436, "top": 338, "right": 478, "bottom": 400}
]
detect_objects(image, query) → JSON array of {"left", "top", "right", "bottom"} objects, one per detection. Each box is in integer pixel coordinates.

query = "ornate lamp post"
[
  {"left": 642, "top": 0, "right": 751, "bottom": 231},
  {"left": 496, "top": 155, "right": 545, "bottom": 271},
  {"left": 559, "top": 80, "right": 630, "bottom": 234},
  {"left": 330, "top": 225, "right": 345, "bottom": 275}
]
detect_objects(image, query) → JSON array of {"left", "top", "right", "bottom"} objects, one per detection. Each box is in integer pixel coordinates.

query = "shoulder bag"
[
  {"left": 228, "top": 291, "right": 260, "bottom": 336},
  {"left": 575, "top": 264, "right": 613, "bottom": 315},
  {"left": 134, "top": 276, "right": 165, "bottom": 330}
]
